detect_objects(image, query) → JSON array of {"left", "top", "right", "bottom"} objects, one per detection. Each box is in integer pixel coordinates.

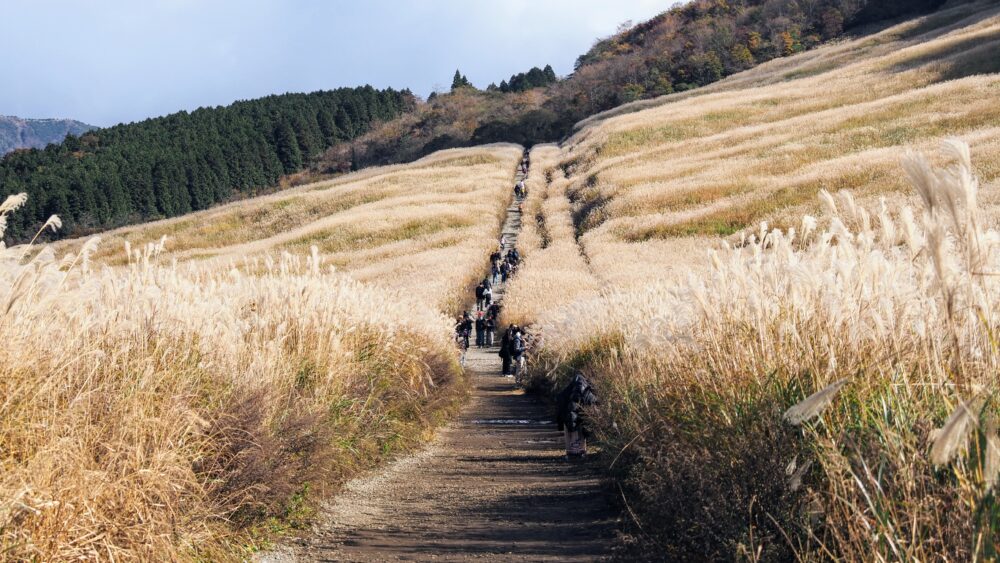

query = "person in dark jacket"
[
  {"left": 474, "top": 282, "right": 485, "bottom": 311},
  {"left": 485, "top": 315, "right": 496, "bottom": 347},
  {"left": 475, "top": 313, "right": 486, "bottom": 348},
  {"left": 498, "top": 326, "right": 513, "bottom": 375},
  {"left": 511, "top": 327, "right": 525, "bottom": 378},
  {"left": 500, "top": 261, "right": 511, "bottom": 283},
  {"left": 556, "top": 371, "right": 598, "bottom": 459}
]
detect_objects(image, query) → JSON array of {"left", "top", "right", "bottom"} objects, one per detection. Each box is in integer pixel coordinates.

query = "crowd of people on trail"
[
  {"left": 497, "top": 323, "right": 527, "bottom": 378},
  {"left": 454, "top": 242, "right": 523, "bottom": 368},
  {"left": 454, "top": 155, "right": 598, "bottom": 460},
  {"left": 490, "top": 245, "right": 520, "bottom": 285}
]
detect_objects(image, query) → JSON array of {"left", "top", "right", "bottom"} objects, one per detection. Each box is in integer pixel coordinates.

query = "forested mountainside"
[
  {"left": 0, "top": 87, "right": 412, "bottom": 241},
  {"left": 319, "top": 0, "right": 953, "bottom": 172},
  {"left": 0, "top": 116, "right": 95, "bottom": 155}
]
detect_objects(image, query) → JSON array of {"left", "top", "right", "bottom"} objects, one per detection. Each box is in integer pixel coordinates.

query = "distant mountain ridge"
[{"left": 0, "top": 115, "right": 96, "bottom": 155}]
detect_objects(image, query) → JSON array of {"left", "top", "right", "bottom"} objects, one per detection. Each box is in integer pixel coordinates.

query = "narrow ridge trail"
[{"left": 262, "top": 160, "right": 616, "bottom": 562}]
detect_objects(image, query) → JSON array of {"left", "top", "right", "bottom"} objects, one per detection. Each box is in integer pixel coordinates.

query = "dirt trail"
[{"left": 260, "top": 163, "right": 616, "bottom": 562}]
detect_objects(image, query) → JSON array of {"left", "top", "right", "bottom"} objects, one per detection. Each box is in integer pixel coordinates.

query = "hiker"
[
  {"left": 482, "top": 285, "right": 492, "bottom": 311},
  {"left": 475, "top": 312, "right": 486, "bottom": 348},
  {"left": 511, "top": 327, "right": 526, "bottom": 379},
  {"left": 475, "top": 282, "right": 486, "bottom": 311},
  {"left": 488, "top": 301, "right": 502, "bottom": 320},
  {"left": 555, "top": 371, "right": 598, "bottom": 460},
  {"left": 498, "top": 326, "right": 513, "bottom": 375},
  {"left": 500, "top": 260, "right": 511, "bottom": 283},
  {"left": 514, "top": 183, "right": 522, "bottom": 199},
  {"left": 485, "top": 315, "right": 496, "bottom": 347},
  {"left": 455, "top": 314, "right": 472, "bottom": 366},
  {"left": 491, "top": 261, "right": 501, "bottom": 286}
]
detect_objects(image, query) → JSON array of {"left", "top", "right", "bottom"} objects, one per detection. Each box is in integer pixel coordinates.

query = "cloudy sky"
[{"left": 3, "top": 0, "right": 669, "bottom": 127}]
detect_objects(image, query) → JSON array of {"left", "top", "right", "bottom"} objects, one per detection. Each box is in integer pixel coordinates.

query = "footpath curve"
[{"left": 262, "top": 160, "right": 616, "bottom": 562}]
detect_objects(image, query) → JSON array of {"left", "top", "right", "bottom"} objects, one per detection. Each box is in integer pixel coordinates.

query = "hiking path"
[{"left": 260, "top": 159, "right": 617, "bottom": 562}]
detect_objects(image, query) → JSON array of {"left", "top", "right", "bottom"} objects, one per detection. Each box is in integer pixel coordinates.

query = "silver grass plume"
[
  {"left": 819, "top": 189, "right": 838, "bottom": 217},
  {"left": 784, "top": 379, "right": 848, "bottom": 425},
  {"left": 80, "top": 236, "right": 102, "bottom": 274},
  {"left": 902, "top": 151, "right": 938, "bottom": 213},
  {"left": 42, "top": 215, "right": 62, "bottom": 233},
  {"left": 929, "top": 399, "right": 980, "bottom": 466},
  {"left": 0, "top": 193, "right": 28, "bottom": 214}
]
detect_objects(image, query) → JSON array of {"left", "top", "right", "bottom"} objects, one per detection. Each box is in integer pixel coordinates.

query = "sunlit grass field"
[
  {"left": 505, "top": 2, "right": 1000, "bottom": 558},
  {"left": 1, "top": 145, "right": 521, "bottom": 560}
]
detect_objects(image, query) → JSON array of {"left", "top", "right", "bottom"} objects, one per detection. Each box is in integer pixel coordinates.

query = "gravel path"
[{"left": 259, "top": 162, "right": 616, "bottom": 562}]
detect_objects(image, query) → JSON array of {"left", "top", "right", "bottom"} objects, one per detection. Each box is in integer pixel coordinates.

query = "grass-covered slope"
[
  {"left": 0, "top": 144, "right": 521, "bottom": 560},
  {"left": 506, "top": 2, "right": 1000, "bottom": 559}
]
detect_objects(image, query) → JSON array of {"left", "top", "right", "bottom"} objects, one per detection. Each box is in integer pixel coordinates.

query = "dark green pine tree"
[
  {"left": 273, "top": 120, "right": 303, "bottom": 174},
  {"left": 452, "top": 70, "right": 473, "bottom": 91},
  {"left": 543, "top": 64, "right": 557, "bottom": 83}
]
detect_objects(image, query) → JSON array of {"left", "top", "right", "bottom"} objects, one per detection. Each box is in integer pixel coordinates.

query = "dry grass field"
[
  {"left": 5, "top": 0, "right": 1000, "bottom": 559},
  {"left": 0, "top": 145, "right": 521, "bottom": 560},
  {"left": 504, "top": 1, "right": 1000, "bottom": 559},
  {"left": 59, "top": 144, "right": 522, "bottom": 312}
]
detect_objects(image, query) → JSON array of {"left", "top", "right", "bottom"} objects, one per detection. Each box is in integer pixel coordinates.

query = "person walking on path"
[
  {"left": 475, "top": 313, "right": 486, "bottom": 348},
  {"left": 498, "top": 326, "right": 513, "bottom": 376},
  {"left": 455, "top": 313, "right": 472, "bottom": 366},
  {"left": 488, "top": 301, "right": 501, "bottom": 321},
  {"left": 482, "top": 284, "right": 492, "bottom": 311},
  {"left": 475, "top": 282, "right": 486, "bottom": 311},
  {"left": 511, "top": 327, "right": 526, "bottom": 380},
  {"left": 485, "top": 315, "right": 496, "bottom": 347},
  {"left": 556, "top": 372, "right": 598, "bottom": 460},
  {"left": 500, "top": 261, "right": 511, "bottom": 283}
]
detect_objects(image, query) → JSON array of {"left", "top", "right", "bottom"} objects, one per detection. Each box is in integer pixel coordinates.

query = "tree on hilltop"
[{"left": 451, "top": 70, "right": 473, "bottom": 91}]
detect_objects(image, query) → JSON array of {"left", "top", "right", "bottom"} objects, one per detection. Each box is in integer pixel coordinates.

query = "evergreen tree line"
[
  {"left": 0, "top": 86, "right": 412, "bottom": 242},
  {"left": 487, "top": 65, "right": 558, "bottom": 93}
]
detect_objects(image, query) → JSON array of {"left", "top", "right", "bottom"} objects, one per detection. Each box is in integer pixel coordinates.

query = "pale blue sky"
[{"left": 3, "top": 0, "right": 670, "bottom": 127}]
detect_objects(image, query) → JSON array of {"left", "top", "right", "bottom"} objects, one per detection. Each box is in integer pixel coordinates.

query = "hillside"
[
  {"left": 2, "top": 144, "right": 522, "bottom": 560},
  {"left": 0, "top": 115, "right": 94, "bottom": 155},
  {"left": 317, "top": 0, "right": 959, "bottom": 173},
  {"left": 0, "top": 87, "right": 412, "bottom": 242},
  {"left": 503, "top": 0, "right": 1000, "bottom": 559},
  {"left": 0, "top": 1, "right": 958, "bottom": 245}
]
